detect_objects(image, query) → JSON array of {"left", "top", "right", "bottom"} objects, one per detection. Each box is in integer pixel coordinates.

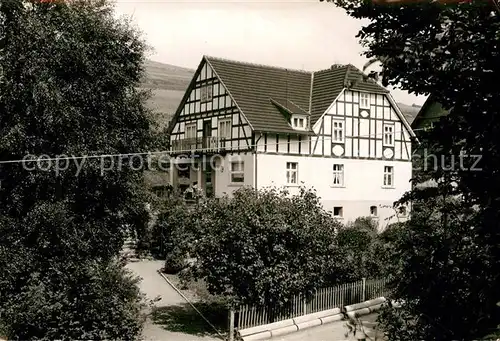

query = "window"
[
  {"left": 218, "top": 119, "right": 231, "bottom": 139},
  {"left": 185, "top": 123, "right": 197, "bottom": 139},
  {"left": 360, "top": 92, "right": 369, "bottom": 109},
  {"left": 332, "top": 164, "right": 344, "bottom": 187},
  {"left": 230, "top": 161, "right": 244, "bottom": 183},
  {"left": 200, "top": 85, "right": 213, "bottom": 103},
  {"left": 383, "top": 124, "right": 394, "bottom": 146},
  {"left": 332, "top": 120, "right": 345, "bottom": 143},
  {"left": 178, "top": 165, "right": 190, "bottom": 179},
  {"left": 333, "top": 206, "right": 343, "bottom": 218},
  {"left": 370, "top": 206, "right": 378, "bottom": 217},
  {"left": 286, "top": 162, "right": 298, "bottom": 184},
  {"left": 292, "top": 116, "right": 306, "bottom": 129},
  {"left": 398, "top": 206, "right": 407, "bottom": 217},
  {"left": 383, "top": 166, "right": 394, "bottom": 187}
]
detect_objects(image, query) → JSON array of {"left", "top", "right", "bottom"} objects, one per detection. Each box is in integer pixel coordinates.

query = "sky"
[{"left": 113, "top": 0, "right": 427, "bottom": 106}]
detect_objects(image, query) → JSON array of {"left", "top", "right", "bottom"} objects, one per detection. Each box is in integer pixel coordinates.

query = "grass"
[
  {"left": 166, "top": 273, "right": 221, "bottom": 303},
  {"left": 152, "top": 273, "right": 229, "bottom": 336},
  {"left": 152, "top": 300, "right": 228, "bottom": 336}
]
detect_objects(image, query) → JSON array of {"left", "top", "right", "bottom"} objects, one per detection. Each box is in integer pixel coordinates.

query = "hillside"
[
  {"left": 142, "top": 60, "right": 420, "bottom": 130},
  {"left": 397, "top": 102, "right": 421, "bottom": 125},
  {"left": 142, "top": 60, "right": 194, "bottom": 130},
  {"left": 142, "top": 60, "right": 194, "bottom": 91}
]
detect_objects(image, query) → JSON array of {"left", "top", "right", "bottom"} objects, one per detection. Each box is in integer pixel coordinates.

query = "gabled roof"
[
  {"left": 206, "top": 56, "right": 311, "bottom": 134},
  {"left": 168, "top": 56, "right": 404, "bottom": 135},
  {"left": 411, "top": 95, "right": 433, "bottom": 129},
  {"left": 310, "top": 65, "right": 389, "bottom": 125},
  {"left": 411, "top": 94, "right": 450, "bottom": 129}
]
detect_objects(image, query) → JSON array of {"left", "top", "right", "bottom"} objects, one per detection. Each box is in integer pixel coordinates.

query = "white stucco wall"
[
  {"left": 214, "top": 153, "right": 255, "bottom": 197},
  {"left": 255, "top": 153, "right": 411, "bottom": 227}
]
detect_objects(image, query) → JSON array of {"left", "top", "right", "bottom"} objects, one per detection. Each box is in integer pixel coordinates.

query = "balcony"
[{"left": 171, "top": 136, "right": 227, "bottom": 154}]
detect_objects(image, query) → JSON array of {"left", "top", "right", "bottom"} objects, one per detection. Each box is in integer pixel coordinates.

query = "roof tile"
[
  {"left": 175, "top": 56, "right": 391, "bottom": 134},
  {"left": 206, "top": 56, "right": 311, "bottom": 133}
]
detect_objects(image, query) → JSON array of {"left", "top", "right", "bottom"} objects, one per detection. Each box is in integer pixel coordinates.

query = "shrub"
[
  {"left": 325, "top": 217, "right": 386, "bottom": 285},
  {"left": 184, "top": 186, "right": 343, "bottom": 315},
  {"left": 163, "top": 252, "right": 188, "bottom": 274},
  {"left": 0, "top": 258, "right": 147, "bottom": 340},
  {"left": 149, "top": 192, "right": 192, "bottom": 260}
]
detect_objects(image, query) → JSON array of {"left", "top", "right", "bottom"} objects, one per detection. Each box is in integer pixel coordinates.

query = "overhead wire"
[{"left": 0, "top": 127, "right": 429, "bottom": 165}]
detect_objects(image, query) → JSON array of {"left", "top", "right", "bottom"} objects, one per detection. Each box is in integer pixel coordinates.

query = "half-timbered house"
[{"left": 166, "top": 56, "right": 416, "bottom": 227}]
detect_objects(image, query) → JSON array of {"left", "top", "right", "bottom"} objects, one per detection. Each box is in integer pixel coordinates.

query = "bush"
[
  {"left": 163, "top": 253, "right": 188, "bottom": 274},
  {"left": 149, "top": 192, "right": 192, "bottom": 260},
  {"left": 325, "top": 217, "right": 385, "bottom": 285},
  {"left": 184, "top": 186, "right": 343, "bottom": 314},
  {"left": 0, "top": 258, "right": 147, "bottom": 340},
  {"left": 378, "top": 198, "right": 500, "bottom": 340}
]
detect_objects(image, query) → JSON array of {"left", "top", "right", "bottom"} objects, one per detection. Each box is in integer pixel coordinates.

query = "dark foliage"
[
  {"left": 183, "top": 187, "right": 343, "bottom": 309},
  {"left": 327, "top": 217, "right": 386, "bottom": 284},
  {"left": 0, "top": 0, "right": 157, "bottom": 339},
  {"left": 328, "top": 0, "right": 500, "bottom": 339},
  {"left": 149, "top": 192, "right": 191, "bottom": 260}
]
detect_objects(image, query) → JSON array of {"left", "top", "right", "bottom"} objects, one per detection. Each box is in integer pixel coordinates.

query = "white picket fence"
[{"left": 235, "top": 278, "right": 389, "bottom": 330}]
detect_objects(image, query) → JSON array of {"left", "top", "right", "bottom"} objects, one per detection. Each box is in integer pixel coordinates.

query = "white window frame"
[
  {"left": 230, "top": 161, "right": 244, "bottom": 184},
  {"left": 332, "top": 164, "right": 344, "bottom": 187},
  {"left": 332, "top": 119, "right": 345, "bottom": 143},
  {"left": 291, "top": 116, "right": 307, "bottom": 130},
  {"left": 333, "top": 206, "right": 343, "bottom": 219},
  {"left": 360, "top": 92, "right": 370, "bottom": 109},
  {"left": 218, "top": 118, "right": 231, "bottom": 139},
  {"left": 185, "top": 123, "right": 197, "bottom": 139},
  {"left": 383, "top": 165, "right": 394, "bottom": 187},
  {"left": 286, "top": 162, "right": 298, "bottom": 185},
  {"left": 383, "top": 123, "right": 395, "bottom": 147},
  {"left": 200, "top": 85, "right": 213, "bottom": 103}
]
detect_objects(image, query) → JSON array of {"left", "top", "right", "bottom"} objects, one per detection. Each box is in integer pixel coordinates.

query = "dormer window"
[{"left": 292, "top": 115, "right": 307, "bottom": 130}]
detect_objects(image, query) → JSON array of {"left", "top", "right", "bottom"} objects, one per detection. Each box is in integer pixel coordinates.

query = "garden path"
[{"left": 126, "top": 260, "right": 219, "bottom": 341}]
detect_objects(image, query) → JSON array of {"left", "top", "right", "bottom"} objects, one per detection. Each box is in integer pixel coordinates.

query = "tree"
[
  {"left": 328, "top": 217, "right": 385, "bottom": 284},
  {"left": 377, "top": 195, "right": 492, "bottom": 340},
  {"left": 0, "top": 0, "right": 156, "bottom": 339},
  {"left": 0, "top": 254, "right": 147, "bottom": 340},
  {"left": 327, "top": 0, "right": 500, "bottom": 339},
  {"left": 184, "top": 187, "right": 342, "bottom": 319}
]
